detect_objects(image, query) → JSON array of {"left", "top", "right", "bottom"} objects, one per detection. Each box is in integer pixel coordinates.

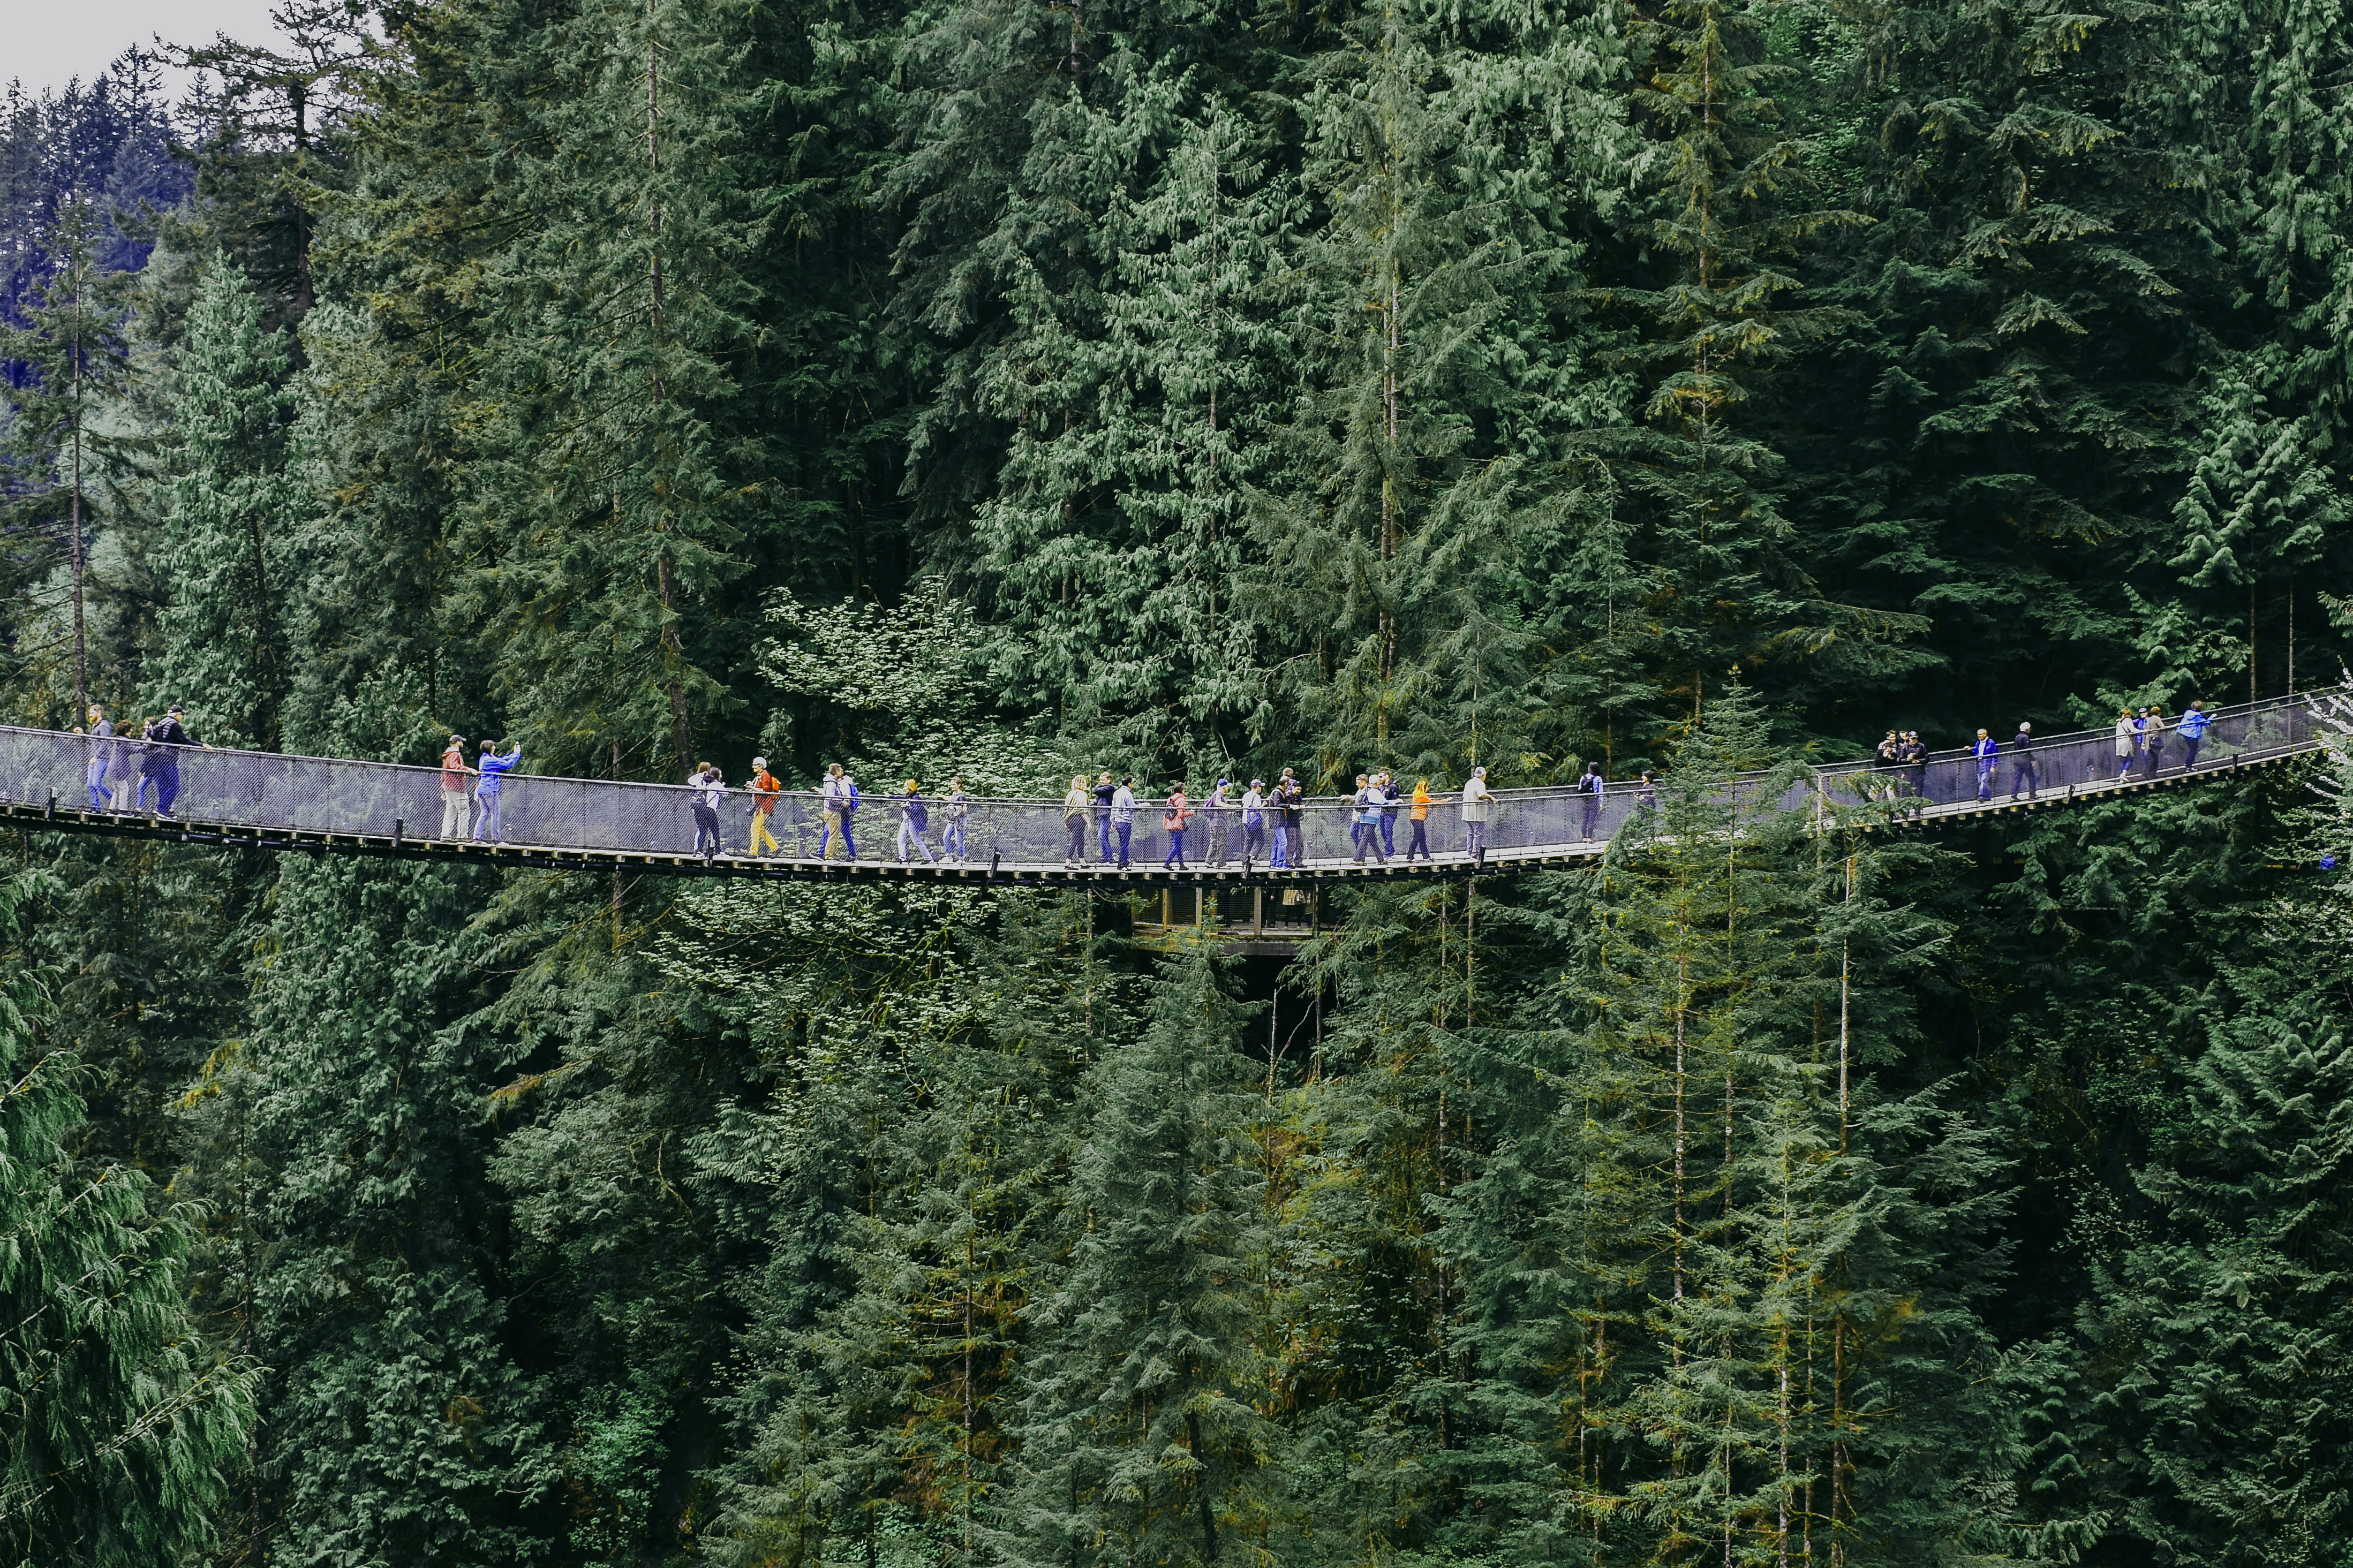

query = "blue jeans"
[
  {"left": 1976, "top": 761, "right": 1995, "bottom": 801},
  {"left": 152, "top": 759, "right": 180, "bottom": 816},
  {"left": 87, "top": 765, "right": 107, "bottom": 810},
  {"left": 1114, "top": 822, "right": 1132, "bottom": 866},
  {"left": 1270, "top": 825, "right": 1289, "bottom": 867},
  {"left": 1380, "top": 814, "right": 1397, "bottom": 854},
  {"left": 474, "top": 791, "right": 504, "bottom": 840},
  {"left": 1164, "top": 828, "right": 1187, "bottom": 868},
  {"left": 944, "top": 820, "right": 967, "bottom": 859},
  {"left": 2183, "top": 737, "right": 2203, "bottom": 767},
  {"left": 1099, "top": 813, "right": 1114, "bottom": 861}
]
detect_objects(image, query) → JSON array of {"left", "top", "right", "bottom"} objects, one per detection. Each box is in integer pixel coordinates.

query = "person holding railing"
[
  {"left": 1578, "top": 761, "right": 1604, "bottom": 839},
  {"left": 440, "top": 735, "right": 475, "bottom": 839},
  {"left": 1460, "top": 766, "right": 1492, "bottom": 858},
  {"left": 1091, "top": 771, "right": 1117, "bottom": 865},
  {"left": 1376, "top": 771, "right": 1400, "bottom": 858},
  {"left": 1973, "top": 728, "right": 1998, "bottom": 801},
  {"left": 473, "top": 739, "right": 521, "bottom": 842},
  {"left": 2178, "top": 701, "right": 2211, "bottom": 768},
  {"left": 2009, "top": 722, "right": 2037, "bottom": 800},
  {"left": 1162, "top": 785, "right": 1194, "bottom": 869},
  {"left": 1276, "top": 771, "right": 1305, "bottom": 865}
]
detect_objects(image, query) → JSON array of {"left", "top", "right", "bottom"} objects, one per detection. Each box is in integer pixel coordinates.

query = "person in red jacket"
[{"left": 440, "top": 735, "right": 475, "bottom": 839}]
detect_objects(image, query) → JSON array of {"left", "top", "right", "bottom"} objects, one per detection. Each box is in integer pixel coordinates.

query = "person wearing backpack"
[
  {"left": 1161, "top": 785, "right": 1194, "bottom": 869},
  {"left": 748, "top": 758, "right": 782, "bottom": 858},
  {"left": 820, "top": 763, "right": 855, "bottom": 860},
  {"left": 2141, "top": 706, "right": 2167, "bottom": 776},
  {"left": 1578, "top": 761, "right": 1605, "bottom": 839},
  {"left": 144, "top": 705, "right": 210, "bottom": 819}
]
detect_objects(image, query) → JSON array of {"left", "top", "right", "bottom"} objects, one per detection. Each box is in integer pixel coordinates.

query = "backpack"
[{"left": 844, "top": 781, "right": 861, "bottom": 813}]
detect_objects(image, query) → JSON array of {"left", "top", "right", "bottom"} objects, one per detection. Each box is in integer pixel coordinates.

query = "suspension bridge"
[{"left": 0, "top": 691, "right": 2334, "bottom": 892}]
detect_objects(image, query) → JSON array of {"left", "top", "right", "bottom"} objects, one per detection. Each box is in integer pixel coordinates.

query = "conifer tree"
[
  {"left": 0, "top": 875, "right": 254, "bottom": 1567},
  {"left": 146, "top": 257, "right": 302, "bottom": 749},
  {"left": 993, "top": 941, "right": 1277, "bottom": 1568},
  {"left": 0, "top": 195, "right": 130, "bottom": 723}
]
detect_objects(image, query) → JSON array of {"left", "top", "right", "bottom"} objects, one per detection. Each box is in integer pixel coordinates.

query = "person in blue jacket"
[
  {"left": 2177, "top": 700, "right": 2211, "bottom": 768},
  {"left": 473, "top": 739, "right": 522, "bottom": 842},
  {"left": 1972, "top": 728, "right": 1999, "bottom": 801}
]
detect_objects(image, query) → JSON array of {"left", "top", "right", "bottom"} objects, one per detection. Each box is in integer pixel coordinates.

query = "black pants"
[
  {"left": 1245, "top": 822, "right": 1266, "bottom": 860},
  {"left": 1406, "top": 820, "right": 1430, "bottom": 860},
  {"left": 691, "top": 803, "right": 720, "bottom": 853}
]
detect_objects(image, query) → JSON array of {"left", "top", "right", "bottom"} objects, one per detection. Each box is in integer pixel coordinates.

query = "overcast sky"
[{"left": 7, "top": 1, "right": 292, "bottom": 98}]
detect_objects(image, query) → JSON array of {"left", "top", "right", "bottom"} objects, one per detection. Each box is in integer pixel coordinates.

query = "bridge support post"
[{"left": 393, "top": 817, "right": 404, "bottom": 850}]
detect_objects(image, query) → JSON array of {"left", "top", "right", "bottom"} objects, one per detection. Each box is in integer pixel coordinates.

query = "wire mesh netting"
[{"left": 0, "top": 692, "right": 2324, "bottom": 873}]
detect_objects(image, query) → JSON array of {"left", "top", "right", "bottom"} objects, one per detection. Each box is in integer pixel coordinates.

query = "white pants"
[{"left": 441, "top": 788, "right": 471, "bottom": 839}]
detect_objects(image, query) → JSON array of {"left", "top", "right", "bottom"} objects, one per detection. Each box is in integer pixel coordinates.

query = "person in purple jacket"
[{"left": 473, "top": 740, "right": 522, "bottom": 842}]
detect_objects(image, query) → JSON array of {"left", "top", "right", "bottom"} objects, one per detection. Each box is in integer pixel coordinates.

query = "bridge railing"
[{"left": 0, "top": 692, "right": 2322, "bottom": 870}]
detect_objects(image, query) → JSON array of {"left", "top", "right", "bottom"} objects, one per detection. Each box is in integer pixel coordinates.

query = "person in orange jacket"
[{"left": 748, "top": 757, "right": 782, "bottom": 857}]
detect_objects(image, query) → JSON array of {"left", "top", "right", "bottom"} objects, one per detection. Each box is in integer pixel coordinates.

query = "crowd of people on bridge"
[{"left": 52, "top": 693, "right": 2235, "bottom": 863}]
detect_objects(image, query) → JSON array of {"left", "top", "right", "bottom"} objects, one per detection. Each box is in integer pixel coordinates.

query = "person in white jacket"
[{"left": 1459, "top": 766, "right": 1492, "bottom": 858}]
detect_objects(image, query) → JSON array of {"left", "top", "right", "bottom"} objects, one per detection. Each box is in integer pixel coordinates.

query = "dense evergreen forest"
[{"left": 5, "top": 0, "right": 2353, "bottom": 1561}]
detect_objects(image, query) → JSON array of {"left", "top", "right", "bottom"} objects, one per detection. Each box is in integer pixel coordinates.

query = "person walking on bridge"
[
  {"left": 2141, "top": 707, "right": 2167, "bottom": 776},
  {"left": 2178, "top": 701, "right": 2211, "bottom": 768},
  {"left": 690, "top": 763, "right": 726, "bottom": 857},
  {"left": 2114, "top": 709, "right": 2136, "bottom": 780},
  {"left": 1162, "top": 785, "right": 1194, "bottom": 869},
  {"left": 1205, "top": 778, "right": 1234, "bottom": 866},
  {"left": 1973, "top": 728, "right": 1998, "bottom": 801},
  {"left": 820, "top": 763, "right": 857, "bottom": 860},
  {"left": 1093, "top": 771, "right": 1117, "bottom": 864},
  {"left": 1242, "top": 779, "right": 1268, "bottom": 863},
  {"left": 2009, "top": 722, "right": 2037, "bottom": 800},
  {"left": 1277, "top": 770, "right": 1305, "bottom": 866},
  {"left": 83, "top": 706, "right": 112, "bottom": 810},
  {"left": 144, "top": 706, "right": 208, "bottom": 818},
  {"left": 896, "top": 780, "right": 937, "bottom": 864},
  {"left": 941, "top": 778, "right": 970, "bottom": 862},
  {"left": 1063, "top": 775, "right": 1090, "bottom": 866},
  {"left": 1578, "top": 761, "right": 1605, "bottom": 839},
  {"left": 1405, "top": 778, "right": 1435, "bottom": 861},
  {"left": 440, "top": 735, "right": 475, "bottom": 839},
  {"left": 1111, "top": 777, "right": 1137, "bottom": 868},
  {"left": 1903, "top": 732, "right": 1929, "bottom": 819},
  {"left": 749, "top": 758, "right": 782, "bottom": 858},
  {"left": 473, "top": 739, "right": 521, "bottom": 842},
  {"left": 1460, "top": 766, "right": 1492, "bottom": 858},
  {"left": 1351, "top": 775, "right": 1387, "bottom": 864},
  {"left": 1376, "top": 771, "right": 1400, "bottom": 858}
]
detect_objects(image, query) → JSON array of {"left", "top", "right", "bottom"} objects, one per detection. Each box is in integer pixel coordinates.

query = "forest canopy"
[{"left": 3, "top": 0, "right": 2353, "bottom": 1563}]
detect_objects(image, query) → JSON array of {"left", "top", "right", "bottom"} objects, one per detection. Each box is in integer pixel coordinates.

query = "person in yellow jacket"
[{"left": 1405, "top": 778, "right": 1436, "bottom": 861}]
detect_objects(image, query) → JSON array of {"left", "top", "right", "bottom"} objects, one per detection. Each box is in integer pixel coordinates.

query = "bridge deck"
[{"left": 0, "top": 709, "right": 2322, "bottom": 886}]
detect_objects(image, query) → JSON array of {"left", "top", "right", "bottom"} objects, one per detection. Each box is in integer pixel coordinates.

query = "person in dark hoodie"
[
  {"left": 2008, "top": 722, "right": 2037, "bottom": 800},
  {"left": 143, "top": 705, "right": 209, "bottom": 817}
]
